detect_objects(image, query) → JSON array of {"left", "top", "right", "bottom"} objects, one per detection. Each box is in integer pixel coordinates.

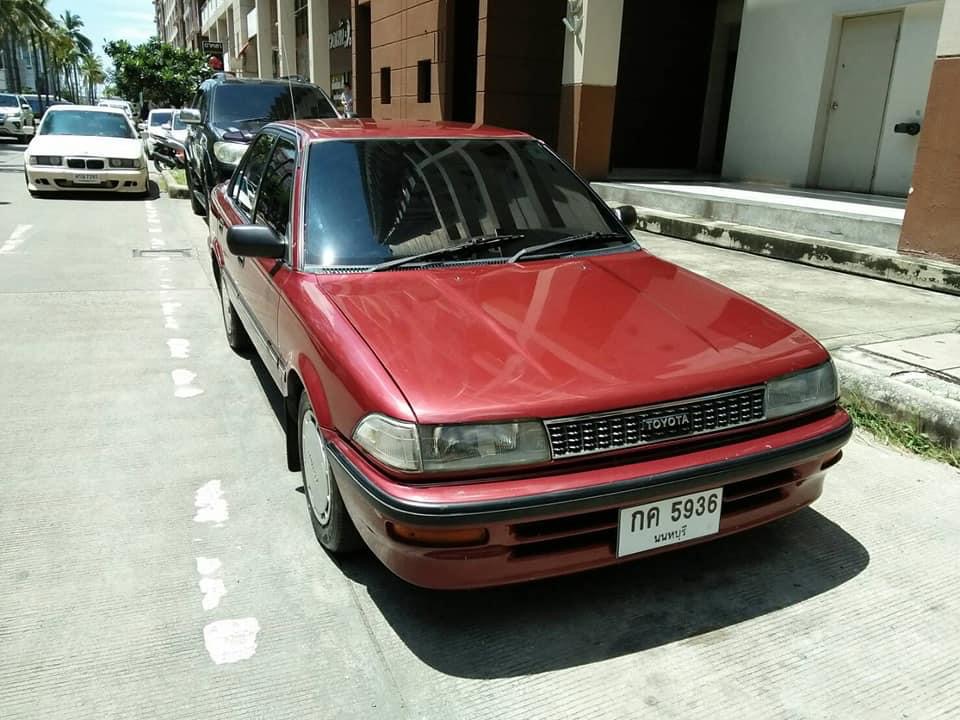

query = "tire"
[
  {"left": 218, "top": 273, "right": 250, "bottom": 352},
  {"left": 186, "top": 165, "right": 206, "bottom": 217},
  {"left": 298, "top": 392, "right": 361, "bottom": 554}
]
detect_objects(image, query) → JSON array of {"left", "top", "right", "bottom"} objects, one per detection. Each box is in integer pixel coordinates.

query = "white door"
[{"left": 819, "top": 12, "right": 901, "bottom": 192}]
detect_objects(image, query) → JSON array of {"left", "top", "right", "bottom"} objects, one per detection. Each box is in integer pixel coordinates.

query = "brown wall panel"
[
  {"left": 900, "top": 57, "right": 960, "bottom": 262},
  {"left": 558, "top": 83, "right": 616, "bottom": 180}
]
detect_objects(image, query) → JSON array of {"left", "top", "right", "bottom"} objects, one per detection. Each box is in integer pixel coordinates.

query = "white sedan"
[{"left": 24, "top": 105, "right": 148, "bottom": 196}]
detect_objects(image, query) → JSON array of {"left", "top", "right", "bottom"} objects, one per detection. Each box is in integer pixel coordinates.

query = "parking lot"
[{"left": 1, "top": 142, "right": 958, "bottom": 719}]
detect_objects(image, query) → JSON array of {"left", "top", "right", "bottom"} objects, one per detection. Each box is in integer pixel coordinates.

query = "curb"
[
  {"left": 161, "top": 169, "right": 189, "bottom": 200},
  {"left": 625, "top": 207, "right": 960, "bottom": 297},
  {"left": 835, "top": 351, "right": 960, "bottom": 450}
]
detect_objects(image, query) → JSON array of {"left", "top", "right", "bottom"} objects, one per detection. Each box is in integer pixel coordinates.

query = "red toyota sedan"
[{"left": 208, "top": 119, "right": 851, "bottom": 589}]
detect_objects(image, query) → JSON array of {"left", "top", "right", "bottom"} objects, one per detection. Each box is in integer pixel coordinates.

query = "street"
[{"left": 1, "top": 138, "right": 959, "bottom": 719}]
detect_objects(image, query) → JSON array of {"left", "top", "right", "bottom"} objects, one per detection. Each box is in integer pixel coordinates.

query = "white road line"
[
  {"left": 167, "top": 338, "right": 191, "bottom": 359},
  {"left": 193, "top": 480, "right": 228, "bottom": 525},
  {"left": 202, "top": 618, "right": 260, "bottom": 664},
  {"left": 0, "top": 224, "right": 32, "bottom": 254}
]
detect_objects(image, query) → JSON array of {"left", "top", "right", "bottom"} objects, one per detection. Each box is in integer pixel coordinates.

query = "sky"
[{"left": 47, "top": 0, "right": 156, "bottom": 63}]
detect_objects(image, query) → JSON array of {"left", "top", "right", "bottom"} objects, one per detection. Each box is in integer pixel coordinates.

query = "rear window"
[
  {"left": 40, "top": 110, "right": 135, "bottom": 139},
  {"left": 149, "top": 111, "right": 172, "bottom": 126},
  {"left": 211, "top": 84, "right": 337, "bottom": 125}
]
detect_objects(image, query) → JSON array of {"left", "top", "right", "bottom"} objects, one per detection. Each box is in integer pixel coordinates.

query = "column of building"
[
  {"left": 557, "top": 0, "right": 624, "bottom": 179},
  {"left": 900, "top": 0, "right": 960, "bottom": 262}
]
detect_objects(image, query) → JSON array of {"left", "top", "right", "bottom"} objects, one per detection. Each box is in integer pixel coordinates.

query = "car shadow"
[{"left": 335, "top": 507, "right": 868, "bottom": 679}]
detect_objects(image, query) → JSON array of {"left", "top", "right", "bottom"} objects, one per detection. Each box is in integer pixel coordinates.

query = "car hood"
[
  {"left": 27, "top": 135, "right": 143, "bottom": 159},
  {"left": 320, "top": 251, "right": 828, "bottom": 424}
]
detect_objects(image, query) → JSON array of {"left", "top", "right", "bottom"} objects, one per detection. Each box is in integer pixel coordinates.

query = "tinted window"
[
  {"left": 149, "top": 111, "right": 172, "bottom": 126},
  {"left": 232, "top": 134, "right": 274, "bottom": 215},
  {"left": 303, "top": 139, "right": 624, "bottom": 268},
  {"left": 24, "top": 97, "right": 40, "bottom": 113},
  {"left": 211, "top": 84, "right": 337, "bottom": 125},
  {"left": 39, "top": 110, "right": 135, "bottom": 138},
  {"left": 255, "top": 138, "right": 297, "bottom": 237}
]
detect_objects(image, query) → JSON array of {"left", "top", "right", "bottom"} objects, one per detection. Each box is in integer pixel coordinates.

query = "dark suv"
[{"left": 180, "top": 75, "right": 338, "bottom": 216}]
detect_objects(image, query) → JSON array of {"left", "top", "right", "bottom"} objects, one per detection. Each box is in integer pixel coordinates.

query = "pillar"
[
  {"left": 899, "top": 0, "right": 960, "bottom": 262},
  {"left": 308, "top": 0, "right": 330, "bottom": 90},
  {"left": 557, "top": 0, "right": 623, "bottom": 180},
  {"left": 256, "top": 0, "right": 273, "bottom": 77},
  {"left": 277, "top": 0, "right": 297, "bottom": 77}
]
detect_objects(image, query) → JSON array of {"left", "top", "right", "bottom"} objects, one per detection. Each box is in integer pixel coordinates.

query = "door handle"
[{"left": 894, "top": 122, "right": 921, "bottom": 136}]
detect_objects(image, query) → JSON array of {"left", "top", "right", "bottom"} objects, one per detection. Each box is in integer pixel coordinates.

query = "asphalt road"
[{"left": 1, "top": 138, "right": 958, "bottom": 719}]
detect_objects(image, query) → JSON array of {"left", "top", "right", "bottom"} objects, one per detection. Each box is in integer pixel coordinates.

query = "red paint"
[{"left": 209, "top": 120, "right": 851, "bottom": 589}]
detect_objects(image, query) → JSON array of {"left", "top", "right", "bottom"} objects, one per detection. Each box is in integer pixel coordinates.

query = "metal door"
[{"left": 819, "top": 12, "right": 901, "bottom": 192}]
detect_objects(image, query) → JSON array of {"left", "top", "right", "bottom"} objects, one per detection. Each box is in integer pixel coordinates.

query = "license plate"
[
  {"left": 75, "top": 174, "right": 100, "bottom": 184},
  {"left": 617, "top": 487, "right": 723, "bottom": 557}
]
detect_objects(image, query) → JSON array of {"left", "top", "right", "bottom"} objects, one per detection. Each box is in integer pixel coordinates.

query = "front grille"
[
  {"left": 66, "top": 158, "right": 104, "bottom": 169},
  {"left": 545, "top": 386, "right": 766, "bottom": 459}
]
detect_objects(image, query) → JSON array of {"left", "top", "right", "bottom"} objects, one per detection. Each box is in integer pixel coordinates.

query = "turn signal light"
[{"left": 387, "top": 522, "right": 489, "bottom": 547}]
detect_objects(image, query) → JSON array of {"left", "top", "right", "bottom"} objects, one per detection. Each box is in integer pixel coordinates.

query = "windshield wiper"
[
  {"left": 369, "top": 233, "right": 526, "bottom": 272},
  {"left": 225, "top": 116, "right": 273, "bottom": 125},
  {"left": 508, "top": 231, "right": 631, "bottom": 263}
]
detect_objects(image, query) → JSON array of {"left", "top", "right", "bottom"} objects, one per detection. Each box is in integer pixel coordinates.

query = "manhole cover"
[{"left": 133, "top": 248, "right": 194, "bottom": 258}]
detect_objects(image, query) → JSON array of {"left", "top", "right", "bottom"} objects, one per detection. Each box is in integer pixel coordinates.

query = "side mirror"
[
  {"left": 613, "top": 205, "right": 638, "bottom": 230},
  {"left": 226, "top": 224, "right": 286, "bottom": 259},
  {"left": 21, "top": 104, "right": 31, "bottom": 113},
  {"left": 161, "top": 122, "right": 172, "bottom": 131},
  {"left": 137, "top": 122, "right": 147, "bottom": 131},
  {"left": 180, "top": 108, "right": 201, "bottom": 125}
]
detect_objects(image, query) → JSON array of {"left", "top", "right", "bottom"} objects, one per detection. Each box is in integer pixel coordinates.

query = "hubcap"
[
  {"left": 220, "top": 280, "right": 233, "bottom": 337},
  {"left": 301, "top": 409, "right": 331, "bottom": 525}
]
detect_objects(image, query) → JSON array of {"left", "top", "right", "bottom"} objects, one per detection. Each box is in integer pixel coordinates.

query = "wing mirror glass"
[
  {"left": 226, "top": 224, "right": 286, "bottom": 260},
  {"left": 613, "top": 205, "right": 638, "bottom": 230},
  {"left": 179, "top": 108, "right": 201, "bottom": 125}
]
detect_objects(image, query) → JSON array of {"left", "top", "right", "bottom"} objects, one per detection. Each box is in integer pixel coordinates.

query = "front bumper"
[
  {"left": 330, "top": 410, "right": 852, "bottom": 589},
  {"left": 0, "top": 117, "right": 32, "bottom": 137},
  {"left": 26, "top": 166, "right": 148, "bottom": 193}
]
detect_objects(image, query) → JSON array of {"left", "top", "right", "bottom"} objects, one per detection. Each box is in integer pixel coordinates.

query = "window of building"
[
  {"left": 295, "top": 0, "right": 308, "bottom": 36},
  {"left": 417, "top": 60, "right": 430, "bottom": 103},
  {"left": 380, "top": 67, "right": 391, "bottom": 104}
]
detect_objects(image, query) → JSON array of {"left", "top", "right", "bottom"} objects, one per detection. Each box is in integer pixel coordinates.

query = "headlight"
[
  {"left": 29, "top": 155, "right": 62, "bottom": 166},
  {"left": 353, "top": 416, "right": 551, "bottom": 472},
  {"left": 213, "top": 140, "right": 247, "bottom": 165},
  {"left": 109, "top": 158, "right": 140, "bottom": 168},
  {"left": 765, "top": 361, "right": 838, "bottom": 420}
]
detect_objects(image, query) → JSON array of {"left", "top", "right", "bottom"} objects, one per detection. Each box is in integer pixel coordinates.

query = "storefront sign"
[
  {"left": 329, "top": 19, "right": 352, "bottom": 50},
  {"left": 202, "top": 40, "right": 224, "bottom": 53}
]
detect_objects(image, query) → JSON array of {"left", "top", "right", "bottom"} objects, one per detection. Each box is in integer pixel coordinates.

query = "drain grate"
[{"left": 133, "top": 248, "right": 194, "bottom": 258}]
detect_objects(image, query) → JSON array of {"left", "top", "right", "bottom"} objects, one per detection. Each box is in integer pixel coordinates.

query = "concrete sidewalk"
[
  {"left": 637, "top": 232, "right": 960, "bottom": 448},
  {"left": 597, "top": 182, "right": 960, "bottom": 296}
]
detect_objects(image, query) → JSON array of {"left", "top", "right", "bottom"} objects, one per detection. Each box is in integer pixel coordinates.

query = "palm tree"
[
  {"left": 57, "top": 10, "right": 90, "bottom": 102},
  {"left": 80, "top": 53, "right": 104, "bottom": 103},
  {"left": 1, "top": 0, "right": 51, "bottom": 92}
]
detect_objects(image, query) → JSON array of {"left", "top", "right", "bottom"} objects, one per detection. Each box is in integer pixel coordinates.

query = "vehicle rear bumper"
[
  {"left": 26, "top": 166, "right": 148, "bottom": 193},
  {"left": 330, "top": 410, "right": 853, "bottom": 589}
]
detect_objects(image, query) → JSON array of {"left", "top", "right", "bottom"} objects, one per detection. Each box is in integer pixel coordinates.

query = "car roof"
[
  {"left": 272, "top": 118, "right": 531, "bottom": 141},
  {"left": 48, "top": 104, "right": 128, "bottom": 115},
  {"left": 201, "top": 76, "right": 320, "bottom": 90}
]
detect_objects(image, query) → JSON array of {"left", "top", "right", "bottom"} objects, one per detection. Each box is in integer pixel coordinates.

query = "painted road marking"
[
  {"left": 0, "top": 224, "right": 32, "bottom": 254},
  {"left": 202, "top": 618, "right": 261, "bottom": 664},
  {"left": 194, "top": 480, "right": 228, "bottom": 525}
]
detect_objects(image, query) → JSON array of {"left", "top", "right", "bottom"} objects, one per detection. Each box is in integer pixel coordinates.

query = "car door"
[
  {"left": 216, "top": 132, "right": 278, "bottom": 375},
  {"left": 243, "top": 134, "right": 299, "bottom": 374}
]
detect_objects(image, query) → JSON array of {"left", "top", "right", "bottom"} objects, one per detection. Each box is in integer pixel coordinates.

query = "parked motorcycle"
[{"left": 152, "top": 133, "right": 187, "bottom": 172}]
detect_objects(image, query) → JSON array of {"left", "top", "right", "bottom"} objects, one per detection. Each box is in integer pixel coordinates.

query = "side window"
[
  {"left": 254, "top": 137, "right": 297, "bottom": 238},
  {"left": 197, "top": 89, "right": 208, "bottom": 119},
  {"left": 233, "top": 134, "right": 275, "bottom": 216}
]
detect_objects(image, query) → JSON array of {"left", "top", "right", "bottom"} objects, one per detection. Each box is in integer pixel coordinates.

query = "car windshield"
[
  {"left": 0, "top": 94, "right": 19, "bottom": 108},
  {"left": 40, "top": 110, "right": 135, "bottom": 138},
  {"left": 150, "top": 111, "right": 172, "bottom": 126},
  {"left": 212, "top": 84, "right": 337, "bottom": 124},
  {"left": 303, "top": 139, "right": 629, "bottom": 269}
]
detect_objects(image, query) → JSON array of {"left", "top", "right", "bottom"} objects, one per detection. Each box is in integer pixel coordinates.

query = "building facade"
[{"left": 157, "top": 0, "right": 960, "bottom": 261}]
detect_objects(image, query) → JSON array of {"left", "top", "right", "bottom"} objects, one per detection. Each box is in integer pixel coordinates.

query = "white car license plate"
[
  {"left": 75, "top": 174, "right": 100, "bottom": 184},
  {"left": 617, "top": 488, "right": 723, "bottom": 557}
]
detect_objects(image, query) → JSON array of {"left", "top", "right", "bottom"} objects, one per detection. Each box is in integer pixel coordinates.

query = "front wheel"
[
  {"left": 299, "top": 392, "right": 361, "bottom": 554},
  {"left": 186, "top": 165, "right": 206, "bottom": 217},
  {"left": 218, "top": 273, "right": 250, "bottom": 352}
]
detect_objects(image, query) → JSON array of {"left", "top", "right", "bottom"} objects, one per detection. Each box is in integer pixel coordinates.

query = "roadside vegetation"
[{"left": 842, "top": 392, "right": 960, "bottom": 468}]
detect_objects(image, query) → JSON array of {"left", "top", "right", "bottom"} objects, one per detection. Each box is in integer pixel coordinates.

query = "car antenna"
[{"left": 277, "top": 20, "right": 298, "bottom": 133}]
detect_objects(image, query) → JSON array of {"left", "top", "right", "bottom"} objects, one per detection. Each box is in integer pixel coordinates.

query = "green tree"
[
  {"left": 80, "top": 53, "right": 104, "bottom": 103},
  {"left": 104, "top": 38, "right": 211, "bottom": 107}
]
